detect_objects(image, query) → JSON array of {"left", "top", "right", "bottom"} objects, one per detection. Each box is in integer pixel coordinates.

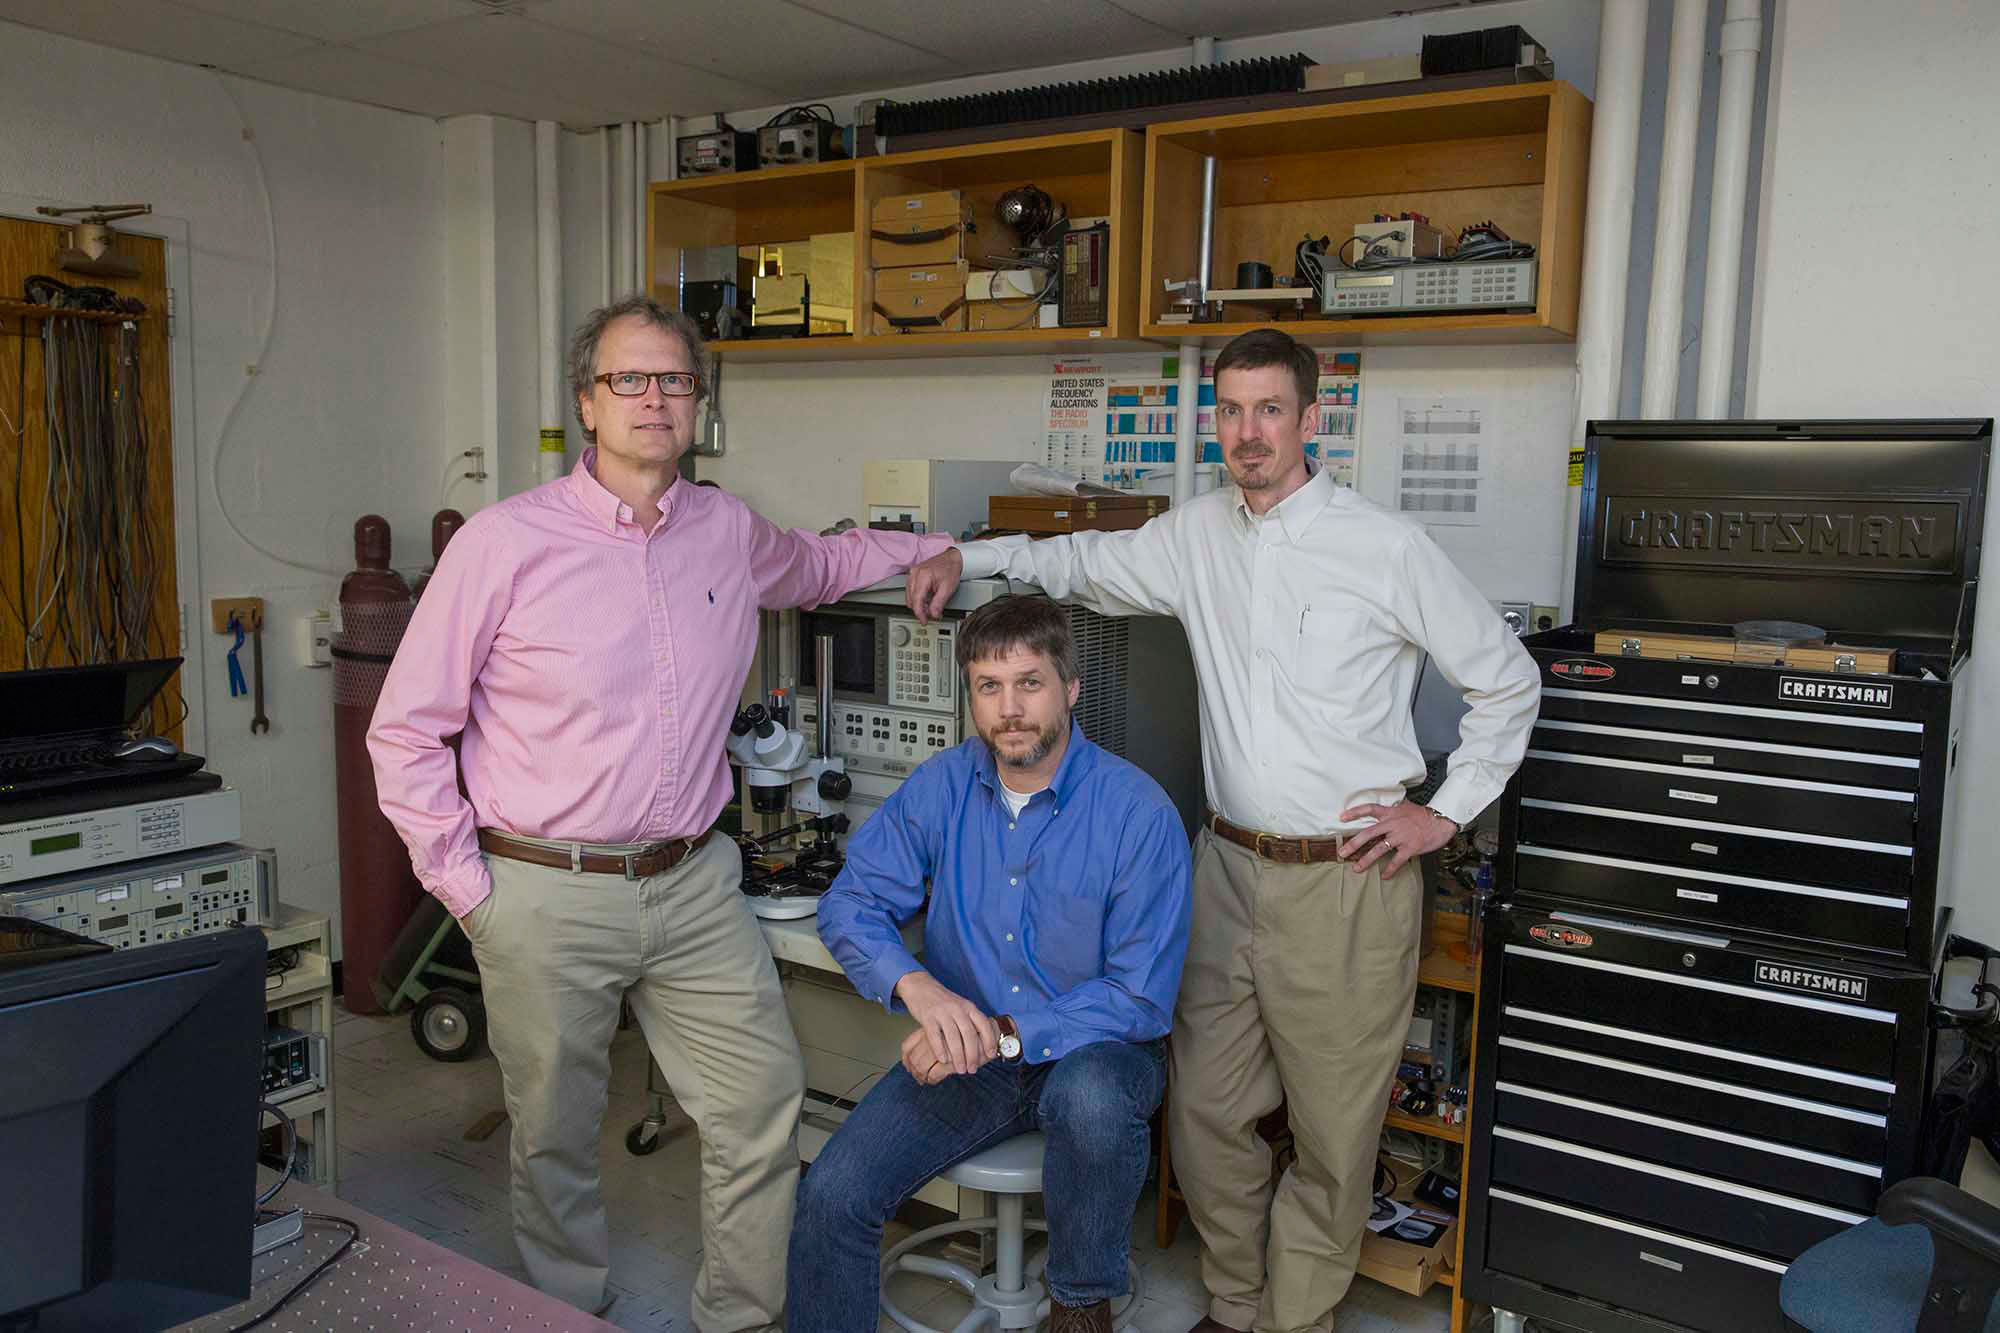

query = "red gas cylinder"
[
  {"left": 411, "top": 509, "right": 465, "bottom": 601},
  {"left": 332, "top": 516, "right": 421, "bottom": 1014}
]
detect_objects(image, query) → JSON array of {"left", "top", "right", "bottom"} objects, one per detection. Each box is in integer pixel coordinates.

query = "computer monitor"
[{"left": 0, "top": 924, "right": 264, "bottom": 1330}]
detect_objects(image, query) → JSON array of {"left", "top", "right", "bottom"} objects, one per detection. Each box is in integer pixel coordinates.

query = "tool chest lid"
[{"left": 1575, "top": 419, "right": 1992, "bottom": 653}]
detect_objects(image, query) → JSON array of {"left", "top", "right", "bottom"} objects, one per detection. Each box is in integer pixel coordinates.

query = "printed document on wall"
[{"left": 1396, "top": 396, "right": 1485, "bottom": 526}]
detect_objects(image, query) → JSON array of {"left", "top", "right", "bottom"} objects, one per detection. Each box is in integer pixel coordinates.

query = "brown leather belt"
[
  {"left": 477, "top": 828, "right": 713, "bottom": 880},
  {"left": 1207, "top": 812, "right": 1348, "bottom": 864}
]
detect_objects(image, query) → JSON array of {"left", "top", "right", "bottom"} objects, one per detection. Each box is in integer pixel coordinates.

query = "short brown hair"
[
  {"left": 955, "top": 595, "right": 1077, "bottom": 685},
  {"left": 567, "top": 295, "right": 708, "bottom": 443},
  {"left": 1213, "top": 327, "right": 1318, "bottom": 417}
]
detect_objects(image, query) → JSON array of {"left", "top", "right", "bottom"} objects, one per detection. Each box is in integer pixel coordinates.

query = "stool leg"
[{"left": 994, "top": 1194, "right": 1026, "bottom": 1294}]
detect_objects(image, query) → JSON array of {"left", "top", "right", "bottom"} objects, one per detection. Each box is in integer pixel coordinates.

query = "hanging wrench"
[{"left": 250, "top": 617, "right": 270, "bottom": 734}]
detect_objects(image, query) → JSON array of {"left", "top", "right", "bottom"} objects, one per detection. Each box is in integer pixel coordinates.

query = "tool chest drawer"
[
  {"left": 1528, "top": 717, "right": 1922, "bottom": 792},
  {"left": 1537, "top": 684, "right": 1928, "bottom": 759},
  {"left": 1510, "top": 844, "right": 1911, "bottom": 957},
  {"left": 1518, "top": 748, "right": 1916, "bottom": 846}
]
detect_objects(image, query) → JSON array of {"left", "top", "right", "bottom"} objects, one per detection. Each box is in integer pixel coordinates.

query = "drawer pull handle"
[
  {"left": 1677, "top": 888, "right": 1720, "bottom": 903},
  {"left": 1682, "top": 753, "right": 1715, "bottom": 766},
  {"left": 1690, "top": 842, "right": 1720, "bottom": 855},
  {"left": 1640, "top": 1252, "right": 1686, "bottom": 1273}
]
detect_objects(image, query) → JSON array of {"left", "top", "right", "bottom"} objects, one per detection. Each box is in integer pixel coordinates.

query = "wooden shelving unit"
[
  {"left": 1140, "top": 81, "right": 1592, "bottom": 346},
  {"left": 648, "top": 129, "right": 1151, "bottom": 361}
]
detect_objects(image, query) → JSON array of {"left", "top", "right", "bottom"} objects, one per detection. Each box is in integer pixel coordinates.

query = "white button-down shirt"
[{"left": 958, "top": 469, "right": 1540, "bottom": 835}]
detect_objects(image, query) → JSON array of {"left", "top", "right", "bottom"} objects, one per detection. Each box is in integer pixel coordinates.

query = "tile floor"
[{"left": 328, "top": 1002, "right": 1453, "bottom": 1333}]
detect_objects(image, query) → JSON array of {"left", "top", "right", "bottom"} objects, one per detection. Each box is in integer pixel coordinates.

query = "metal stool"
[{"left": 879, "top": 1132, "right": 1143, "bottom": 1332}]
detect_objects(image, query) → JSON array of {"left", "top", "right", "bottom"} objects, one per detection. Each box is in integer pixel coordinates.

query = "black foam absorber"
[
  {"left": 876, "top": 54, "right": 1316, "bottom": 139},
  {"left": 1420, "top": 25, "right": 1539, "bottom": 77}
]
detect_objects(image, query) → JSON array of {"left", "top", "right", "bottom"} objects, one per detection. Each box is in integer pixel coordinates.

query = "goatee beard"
[{"left": 985, "top": 715, "right": 1066, "bottom": 769}]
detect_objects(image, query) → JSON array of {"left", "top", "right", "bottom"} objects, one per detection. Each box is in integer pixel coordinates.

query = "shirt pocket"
[
  {"left": 1288, "top": 601, "right": 1380, "bottom": 700},
  {"left": 1025, "top": 886, "right": 1104, "bottom": 994}
]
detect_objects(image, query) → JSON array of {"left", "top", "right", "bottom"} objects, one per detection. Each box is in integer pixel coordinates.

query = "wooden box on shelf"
[{"left": 1141, "top": 81, "right": 1592, "bottom": 346}]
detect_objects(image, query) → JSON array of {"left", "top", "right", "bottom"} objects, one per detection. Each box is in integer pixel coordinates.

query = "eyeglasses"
[{"left": 594, "top": 370, "right": 699, "bottom": 398}]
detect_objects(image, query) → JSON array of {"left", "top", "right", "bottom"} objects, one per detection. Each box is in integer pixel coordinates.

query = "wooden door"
[{"left": 0, "top": 215, "right": 182, "bottom": 740}]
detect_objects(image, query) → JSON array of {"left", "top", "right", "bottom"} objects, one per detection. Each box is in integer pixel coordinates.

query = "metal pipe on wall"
[
  {"left": 1640, "top": 0, "right": 1711, "bottom": 417},
  {"left": 535, "top": 120, "right": 565, "bottom": 484},
  {"left": 599, "top": 127, "right": 613, "bottom": 305},
  {"left": 1173, "top": 35, "right": 1217, "bottom": 507},
  {"left": 633, "top": 120, "right": 649, "bottom": 296},
  {"left": 1695, "top": 0, "right": 1764, "bottom": 418},
  {"left": 614, "top": 124, "right": 633, "bottom": 299},
  {"left": 1557, "top": 0, "right": 1648, "bottom": 622}
]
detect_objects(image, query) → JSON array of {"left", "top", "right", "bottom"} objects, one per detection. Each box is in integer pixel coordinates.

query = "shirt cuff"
[
  {"left": 863, "top": 947, "right": 926, "bottom": 1013},
  {"left": 956, "top": 538, "right": 1016, "bottom": 580},
  {"left": 1425, "top": 773, "right": 1494, "bottom": 831},
  {"left": 1009, "top": 1006, "right": 1063, "bottom": 1064},
  {"left": 427, "top": 858, "right": 495, "bottom": 920}
]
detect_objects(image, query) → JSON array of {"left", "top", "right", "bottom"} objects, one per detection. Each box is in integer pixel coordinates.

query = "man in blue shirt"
[{"left": 789, "top": 594, "right": 1193, "bottom": 1333}]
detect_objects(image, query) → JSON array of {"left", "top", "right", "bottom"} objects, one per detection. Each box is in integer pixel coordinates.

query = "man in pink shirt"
[{"left": 368, "top": 296, "right": 950, "bottom": 1329}]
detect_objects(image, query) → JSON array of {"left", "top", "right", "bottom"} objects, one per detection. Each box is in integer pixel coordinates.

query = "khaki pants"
[
  {"left": 463, "top": 833, "right": 803, "bottom": 1331},
  {"left": 1168, "top": 829, "right": 1423, "bottom": 1333}
]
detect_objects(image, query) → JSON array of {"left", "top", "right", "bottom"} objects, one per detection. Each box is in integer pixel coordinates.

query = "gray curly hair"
[{"left": 567, "top": 294, "right": 709, "bottom": 444}]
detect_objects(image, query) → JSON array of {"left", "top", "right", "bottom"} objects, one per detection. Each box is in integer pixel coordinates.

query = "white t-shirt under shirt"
[{"left": 999, "top": 782, "right": 1039, "bottom": 820}]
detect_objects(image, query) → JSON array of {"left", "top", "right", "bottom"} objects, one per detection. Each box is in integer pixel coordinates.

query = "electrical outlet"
[
  {"left": 210, "top": 597, "right": 264, "bottom": 633},
  {"left": 1496, "top": 601, "right": 1532, "bottom": 636},
  {"left": 1531, "top": 604, "right": 1559, "bottom": 634},
  {"left": 299, "top": 611, "right": 333, "bottom": 668}
]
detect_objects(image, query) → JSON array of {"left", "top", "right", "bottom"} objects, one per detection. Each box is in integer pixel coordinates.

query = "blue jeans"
[{"left": 788, "top": 1039, "right": 1167, "bottom": 1333}]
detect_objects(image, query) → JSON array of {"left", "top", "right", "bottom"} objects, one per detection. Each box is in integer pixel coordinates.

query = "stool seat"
[{"left": 940, "top": 1131, "right": 1046, "bottom": 1193}]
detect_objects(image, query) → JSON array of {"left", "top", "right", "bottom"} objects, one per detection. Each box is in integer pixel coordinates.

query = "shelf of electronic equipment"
[
  {"left": 651, "top": 128, "right": 1146, "bottom": 360},
  {"left": 1140, "top": 80, "right": 1591, "bottom": 345},
  {"left": 1385, "top": 1109, "right": 1466, "bottom": 1145}
]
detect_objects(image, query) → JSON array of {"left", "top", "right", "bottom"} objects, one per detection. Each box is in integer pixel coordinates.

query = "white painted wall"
[
  {"left": 1745, "top": 0, "right": 2000, "bottom": 940},
  {"left": 0, "top": 23, "right": 448, "bottom": 939}
]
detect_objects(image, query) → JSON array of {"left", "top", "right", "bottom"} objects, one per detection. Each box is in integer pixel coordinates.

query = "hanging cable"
[{"left": 212, "top": 74, "right": 342, "bottom": 578}]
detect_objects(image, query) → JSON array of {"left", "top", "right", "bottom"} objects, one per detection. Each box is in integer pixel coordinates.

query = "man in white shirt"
[{"left": 906, "top": 328, "right": 1539, "bottom": 1333}]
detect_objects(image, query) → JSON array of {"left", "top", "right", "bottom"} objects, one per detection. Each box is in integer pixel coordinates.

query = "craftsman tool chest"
[{"left": 1464, "top": 418, "right": 1993, "bottom": 1332}]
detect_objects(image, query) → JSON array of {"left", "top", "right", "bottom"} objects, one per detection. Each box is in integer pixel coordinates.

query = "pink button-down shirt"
[{"left": 368, "top": 451, "right": 952, "bottom": 917}]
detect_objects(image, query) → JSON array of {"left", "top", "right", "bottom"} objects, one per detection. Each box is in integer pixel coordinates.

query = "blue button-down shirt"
[{"left": 817, "top": 723, "right": 1192, "bottom": 1064}]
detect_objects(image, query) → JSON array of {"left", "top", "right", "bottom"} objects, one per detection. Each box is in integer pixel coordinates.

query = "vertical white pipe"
[
  {"left": 1558, "top": 0, "right": 1648, "bottom": 622},
  {"left": 599, "top": 127, "right": 613, "bottom": 305},
  {"left": 535, "top": 120, "right": 565, "bottom": 484},
  {"left": 1696, "top": 0, "right": 1763, "bottom": 418},
  {"left": 1640, "top": 0, "right": 1710, "bottom": 417},
  {"left": 1174, "top": 35, "right": 1217, "bottom": 508},
  {"left": 633, "top": 120, "right": 649, "bottom": 295},
  {"left": 614, "top": 124, "right": 634, "bottom": 299}
]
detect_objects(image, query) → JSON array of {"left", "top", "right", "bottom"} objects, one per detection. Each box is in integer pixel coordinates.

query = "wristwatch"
[{"left": 996, "top": 1015, "right": 1022, "bottom": 1061}]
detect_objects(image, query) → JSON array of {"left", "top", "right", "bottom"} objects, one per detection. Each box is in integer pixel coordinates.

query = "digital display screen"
[
  {"left": 99, "top": 914, "right": 129, "bottom": 931},
  {"left": 202, "top": 869, "right": 230, "bottom": 886},
  {"left": 154, "top": 903, "right": 183, "bottom": 920},
  {"left": 31, "top": 832, "right": 81, "bottom": 856},
  {"left": 1336, "top": 275, "right": 1396, "bottom": 289}
]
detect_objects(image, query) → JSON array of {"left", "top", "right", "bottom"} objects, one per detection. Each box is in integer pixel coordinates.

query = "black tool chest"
[{"left": 1463, "top": 419, "right": 1993, "bottom": 1333}]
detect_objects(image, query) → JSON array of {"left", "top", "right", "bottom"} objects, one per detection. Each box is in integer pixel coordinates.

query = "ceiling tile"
[
  {"left": 352, "top": 13, "right": 782, "bottom": 122},
  {"left": 226, "top": 43, "right": 569, "bottom": 121},
  {"left": 0, "top": 0, "right": 321, "bottom": 68},
  {"left": 175, "top": 0, "right": 456, "bottom": 45},
  {"left": 807, "top": 0, "right": 1179, "bottom": 69},
  {"left": 1107, "top": 0, "right": 1424, "bottom": 41},
  {"left": 532, "top": 0, "right": 956, "bottom": 96}
]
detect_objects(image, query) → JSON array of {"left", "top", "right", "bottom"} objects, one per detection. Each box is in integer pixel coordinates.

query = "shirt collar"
[
  {"left": 972, "top": 719, "right": 1096, "bottom": 811},
  {"left": 568, "top": 447, "right": 676, "bottom": 534},
  {"left": 1232, "top": 464, "right": 1334, "bottom": 544}
]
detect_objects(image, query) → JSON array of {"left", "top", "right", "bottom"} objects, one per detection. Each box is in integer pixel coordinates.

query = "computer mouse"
[{"left": 113, "top": 736, "right": 180, "bottom": 761}]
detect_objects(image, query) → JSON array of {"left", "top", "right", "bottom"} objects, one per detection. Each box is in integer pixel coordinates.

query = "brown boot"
[{"left": 1049, "top": 1297, "right": 1113, "bottom": 1333}]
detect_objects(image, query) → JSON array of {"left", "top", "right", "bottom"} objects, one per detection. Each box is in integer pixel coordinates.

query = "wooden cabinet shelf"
[
  {"left": 1140, "top": 81, "right": 1592, "bottom": 346},
  {"left": 649, "top": 129, "right": 1145, "bottom": 361}
]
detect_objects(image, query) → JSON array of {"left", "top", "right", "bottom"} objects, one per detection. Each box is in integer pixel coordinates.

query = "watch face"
[{"left": 999, "top": 1034, "right": 1021, "bottom": 1058}]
